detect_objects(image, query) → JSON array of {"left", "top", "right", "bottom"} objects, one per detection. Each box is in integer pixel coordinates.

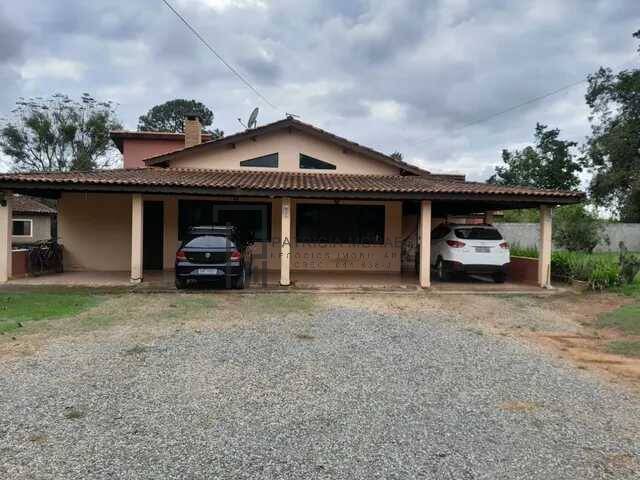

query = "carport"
[{"left": 0, "top": 168, "right": 583, "bottom": 289}]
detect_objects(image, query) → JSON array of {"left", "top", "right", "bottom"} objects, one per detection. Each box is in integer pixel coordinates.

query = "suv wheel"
[
  {"left": 175, "top": 278, "right": 187, "bottom": 290},
  {"left": 235, "top": 268, "right": 246, "bottom": 290},
  {"left": 492, "top": 272, "right": 506, "bottom": 283},
  {"left": 436, "top": 257, "right": 449, "bottom": 282}
]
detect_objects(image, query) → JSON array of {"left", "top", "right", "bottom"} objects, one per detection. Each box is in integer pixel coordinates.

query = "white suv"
[{"left": 429, "top": 223, "right": 510, "bottom": 283}]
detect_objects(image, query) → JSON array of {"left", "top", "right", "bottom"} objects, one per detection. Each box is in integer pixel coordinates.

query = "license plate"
[
  {"left": 475, "top": 246, "right": 491, "bottom": 253},
  {"left": 197, "top": 268, "right": 222, "bottom": 275}
]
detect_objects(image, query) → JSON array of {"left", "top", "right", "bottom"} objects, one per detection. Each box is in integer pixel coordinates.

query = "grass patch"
[
  {"left": 605, "top": 340, "right": 640, "bottom": 358},
  {"left": 596, "top": 304, "right": 640, "bottom": 335},
  {"left": 0, "top": 292, "right": 103, "bottom": 334},
  {"left": 123, "top": 344, "right": 148, "bottom": 356}
]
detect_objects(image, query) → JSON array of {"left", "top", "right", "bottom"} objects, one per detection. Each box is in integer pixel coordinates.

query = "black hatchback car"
[{"left": 175, "top": 226, "right": 253, "bottom": 289}]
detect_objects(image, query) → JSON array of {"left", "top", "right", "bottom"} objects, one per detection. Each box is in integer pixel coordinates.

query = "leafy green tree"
[
  {"left": 553, "top": 204, "right": 607, "bottom": 253},
  {"left": 0, "top": 93, "right": 122, "bottom": 172},
  {"left": 582, "top": 30, "right": 640, "bottom": 221},
  {"left": 488, "top": 123, "right": 581, "bottom": 191},
  {"left": 138, "top": 99, "right": 223, "bottom": 138}
]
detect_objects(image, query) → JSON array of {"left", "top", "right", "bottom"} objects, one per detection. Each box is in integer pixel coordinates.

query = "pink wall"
[{"left": 123, "top": 139, "right": 186, "bottom": 168}]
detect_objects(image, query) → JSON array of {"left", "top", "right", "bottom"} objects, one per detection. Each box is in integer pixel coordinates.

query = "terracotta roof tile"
[
  {"left": 11, "top": 194, "right": 57, "bottom": 214},
  {"left": 0, "top": 168, "right": 584, "bottom": 202}
]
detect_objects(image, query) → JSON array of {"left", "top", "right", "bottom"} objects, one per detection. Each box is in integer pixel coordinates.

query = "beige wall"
[
  {"left": 168, "top": 130, "right": 400, "bottom": 175},
  {"left": 59, "top": 193, "right": 132, "bottom": 271},
  {"left": 58, "top": 193, "right": 402, "bottom": 273},
  {"left": 12, "top": 215, "right": 52, "bottom": 245}
]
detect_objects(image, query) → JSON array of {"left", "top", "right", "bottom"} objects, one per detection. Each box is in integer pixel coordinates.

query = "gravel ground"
[{"left": 1, "top": 303, "right": 639, "bottom": 479}]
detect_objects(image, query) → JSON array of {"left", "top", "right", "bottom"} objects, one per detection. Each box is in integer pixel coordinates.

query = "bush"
[
  {"left": 509, "top": 243, "right": 539, "bottom": 258},
  {"left": 553, "top": 204, "right": 607, "bottom": 253},
  {"left": 550, "top": 251, "right": 620, "bottom": 290}
]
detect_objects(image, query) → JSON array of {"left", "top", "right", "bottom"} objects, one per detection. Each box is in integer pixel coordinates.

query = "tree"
[
  {"left": 0, "top": 93, "right": 122, "bottom": 172},
  {"left": 488, "top": 123, "right": 582, "bottom": 191},
  {"left": 582, "top": 30, "right": 640, "bottom": 221},
  {"left": 138, "top": 99, "right": 223, "bottom": 138},
  {"left": 553, "top": 204, "right": 607, "bottom": 253}
]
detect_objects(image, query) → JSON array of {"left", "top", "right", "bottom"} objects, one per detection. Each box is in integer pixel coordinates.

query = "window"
[
  {"left": 454, "top": 227, "right": 503, "bottom": 240},
  {"left": 296, "top": 203, "right": 385, "bottom": 244},
  {"left": 179, "top": 201, "right": 271, "bottom": 241},
  {"left": 184, "top": 236, "right": 235, "bottom": 249},
  {"left": 431, "top": 224, "right": 450, "bottom": 240},
  {"left": 12, "top": 219, "right": 32, "bottom": 237},
  {"left": 299, "top": 154, "right": 336, "bottom": 170},
  {"left": 240, "top": 153, "right": 278, "bottom": 168}
]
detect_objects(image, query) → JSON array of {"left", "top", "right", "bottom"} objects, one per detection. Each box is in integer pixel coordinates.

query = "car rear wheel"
[
  {"left": 436, "top": 257, "right": 449, "bottom": 282},
  {"left": 175, "top": 278, "right": 187, "bottom": 290},
  {"left": 492, "top": 272, "right": 506, "bottom": 283},
  {"left": 234, "top": 268, "right": 246, "bottom": 289}
]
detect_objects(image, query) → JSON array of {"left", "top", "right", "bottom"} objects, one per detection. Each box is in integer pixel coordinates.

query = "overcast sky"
[{"left": 1, "top": 0, "right": 639, "bottom": 181}]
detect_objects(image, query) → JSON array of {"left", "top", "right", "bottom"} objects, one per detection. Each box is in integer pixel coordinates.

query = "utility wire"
[{"left": 160, "top": 0, "right": 279, "bottom": 111}]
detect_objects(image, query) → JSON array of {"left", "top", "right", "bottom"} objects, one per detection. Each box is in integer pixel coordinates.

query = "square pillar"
[
  {"left": 131, "top": 194, "right": 144, "bottom": 283},
  {"left": 280, "top": 197, "right": 291, "bottom": 286},
  {"left": 538, "top": 205, "right": 552, "bottom": 288},
  {"left": 0, "top": 192, "right": 13, "bottom": 283},
  {"left": 419, "top": 200, "right": 432, "bottom": 288},
  {"left": 484, "top": 211, "right": 495, "bottom": 224},
  {"left": 163, "top": 197, "right": 178, "bottom": 270}
]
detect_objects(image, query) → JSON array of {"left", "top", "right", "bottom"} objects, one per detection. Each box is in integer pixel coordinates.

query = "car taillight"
[
  {"left": 446, "top": 240, "right": 466, "bottom": 248},
  {"left": 499, "top": 242, "right": 509, "bottom": 249},
  {"left": 176, "top": 250, "right": 187, "bottom": 261},
  {"left": 229, "top": 250, "right": 241, "bottom": 261}
]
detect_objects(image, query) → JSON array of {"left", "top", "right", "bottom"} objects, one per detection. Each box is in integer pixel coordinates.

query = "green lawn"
[
  {"left": 605, "top": 340, "right": 640, "bottom": 358},
  {"left": 596, "top": 303, "right": 640, "bottom": 335},
  {"left": 0, "top": 293, "right": 103, "bottom": 334}
]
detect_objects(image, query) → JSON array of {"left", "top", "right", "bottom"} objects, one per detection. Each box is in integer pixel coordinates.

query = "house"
[
  {"left": 11, "top": 194, "right": 56, "bottom": 246},
  {"left": 0, "top": 115, "right": 583, "bottom": 287}
]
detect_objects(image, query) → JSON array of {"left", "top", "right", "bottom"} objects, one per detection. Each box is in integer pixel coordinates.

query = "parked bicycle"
[{"left": 27, "top": 239, "right": 63, "bottom": 276}]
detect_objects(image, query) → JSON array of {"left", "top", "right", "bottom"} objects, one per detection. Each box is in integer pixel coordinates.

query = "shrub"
[
  {"left": 509, "top": 243, "right": 539, "bottom": 258},
  {"left": 550, "top": 251, "right": 620, "bottom": 290},
  {"left": 553, "top": 204, "right": 607, "bottom": 253}
]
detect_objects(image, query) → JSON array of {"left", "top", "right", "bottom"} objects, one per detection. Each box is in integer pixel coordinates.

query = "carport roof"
[{"left": 0, "top": 167, "right": 584, "bottom": 205}]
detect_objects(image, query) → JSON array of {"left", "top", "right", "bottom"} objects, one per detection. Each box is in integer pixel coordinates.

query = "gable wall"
[
  {"left": 123, "top": 138, "right": 186, "bottom": 168},
  {"left": 167, "top": 129, "right": 400, "bottom": 175}
]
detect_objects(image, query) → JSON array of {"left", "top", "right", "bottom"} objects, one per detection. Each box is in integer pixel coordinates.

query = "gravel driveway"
[{"left": 1, "top": 298, "right": 639, "bottom": 479}]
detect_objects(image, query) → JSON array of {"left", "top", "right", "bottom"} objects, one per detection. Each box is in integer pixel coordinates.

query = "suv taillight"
[
  {"left": 229, "top": 250, "right": 241, "bottom": 261},
  {"left": 446, "top": 240, "right": 466, "bottom": 248},
  {"left": 499, "top": 242, "right": 509, "bottom": 249},
  {"left": 176, "top": 250, "right": 187, "bottom": 261}
]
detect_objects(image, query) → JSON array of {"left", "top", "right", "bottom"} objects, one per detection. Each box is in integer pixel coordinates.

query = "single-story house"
[
  {"left": 11, "top": 194, "right": 56, "bottom": 246},
  {"left": 0, "top": 116, "right": 583, "bottom": 287}
]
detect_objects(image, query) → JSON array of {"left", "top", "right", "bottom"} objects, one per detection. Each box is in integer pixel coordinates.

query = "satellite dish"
[{"left": 247, "top": 107, "right": 259, "bottom": 129}]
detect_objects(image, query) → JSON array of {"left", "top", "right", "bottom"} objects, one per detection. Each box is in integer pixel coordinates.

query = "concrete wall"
[
  {"left": 496, "top": 222, "right": 640, "bottom": 252},
  {"left": 168, "top": 129, "right": 400, "bottom": 175},
  {"left": 123, "top": 138, "right": 186, "bottom": 168},
  {"left": 12, "top": 214, "right": 52, "bottom": 245},
  {"left": 58, "top": 193, "right": 403, "bottom": 273}
]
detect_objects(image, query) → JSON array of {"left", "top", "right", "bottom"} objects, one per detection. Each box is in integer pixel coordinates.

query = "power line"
[
  {"left": 160, "top": 0, "right": 279, "bottom": 111},
  {"left": 408, "top": 57, "right": 636, "bottom": 148}
]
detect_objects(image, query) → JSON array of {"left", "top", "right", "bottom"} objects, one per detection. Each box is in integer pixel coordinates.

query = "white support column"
[
  {"left": 131, "top": 194, "right": 144, "bottom": 283},
  {"left": 280, "top": 197, "right": 291, "bottom": 286},
  {"left": 419, "top": 200, "right": 432, "bottom": 288},
  {"left": 538, "top": 205, "right": 553, "bottom": 288},
  {"left": 0, "top": 192, "right": 13, "bottom": 283}
]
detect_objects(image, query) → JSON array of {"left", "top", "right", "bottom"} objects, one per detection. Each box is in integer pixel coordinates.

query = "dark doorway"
[{"left": 143, "top": 201, "right": 164, "bottom": 270}]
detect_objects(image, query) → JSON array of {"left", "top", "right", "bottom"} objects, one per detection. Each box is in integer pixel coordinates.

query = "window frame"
[
  {"left": 12, "top": 218, "right": 33, "bottom": 237},
  {"left": 295, "top": 203, "right": 386, "bottom": 245},
  {"left": 299, "top": 153, "right": 337, "bottom": 170},
  {"left": 239, "top": 153, "right": 279, "bottom": 168},
  {"left": 178, "top": 200, "right": 272, "bottom": 242}
]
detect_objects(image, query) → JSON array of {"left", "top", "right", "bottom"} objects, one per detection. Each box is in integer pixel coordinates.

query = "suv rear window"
[
  {"left": 184, "top": 235, "right": 235, "bottom": 248},
  {"left": 454, "top": 227, "right": 503, "bottom": 240}
]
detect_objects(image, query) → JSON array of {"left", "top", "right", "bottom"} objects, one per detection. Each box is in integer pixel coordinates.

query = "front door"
[{"left": 143, "top": 201, "right": 164, "bottom": 270}]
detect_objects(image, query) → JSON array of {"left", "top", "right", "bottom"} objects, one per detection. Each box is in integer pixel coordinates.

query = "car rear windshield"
[
  {"left": 454, "top": 228, "right": 503, "bottom": 240},
  {"left": 184, "top": 235, "right": 235, "bottom": 249}
]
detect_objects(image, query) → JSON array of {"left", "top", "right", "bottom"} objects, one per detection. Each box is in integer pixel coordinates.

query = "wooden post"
[
  {"left": 131, "top": 194, "right": 144, "bottom": 283},
  {"left": 280, "top": 197, "right": 291, "bottom": 286},
  {"left": 538, "top": 205, "right": 553, "bottom": 288},
  {"left": 419, "top": 200, "right": 432, "bottom": 288},
  {"left": 0, "top": 192, "right": 12, "bottom": 283}
]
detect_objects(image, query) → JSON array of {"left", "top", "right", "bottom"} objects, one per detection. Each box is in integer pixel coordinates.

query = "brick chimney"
[{"left": 184, "top": 114, "right": 202, "bottom": 148}]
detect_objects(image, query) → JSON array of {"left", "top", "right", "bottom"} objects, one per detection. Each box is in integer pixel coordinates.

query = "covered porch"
[{"left": 0, "top": 168, "right": 583, "bottom": 290}]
